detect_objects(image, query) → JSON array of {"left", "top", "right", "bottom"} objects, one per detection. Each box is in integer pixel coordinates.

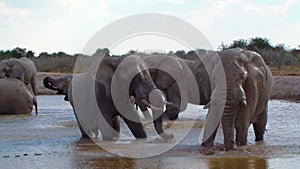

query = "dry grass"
[{"left": 270, "top": 65, "right": 300, "bottom": 76}]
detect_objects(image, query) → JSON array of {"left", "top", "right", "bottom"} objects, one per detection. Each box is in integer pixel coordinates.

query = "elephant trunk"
[
  {"left": 221, "top": 93, "right": 236, "bottom": 150},
  {"left": 149, "top": 89, "right": 174, "bottom": 140},
  {"left": 43, "top": 77, "right": 57, "bottom": 91},
  {"left": 33, "top": 96, "right": 38, "bottom": 115},
  {"left": 221, "top": 84, "right": 246, "bottom": 150}
]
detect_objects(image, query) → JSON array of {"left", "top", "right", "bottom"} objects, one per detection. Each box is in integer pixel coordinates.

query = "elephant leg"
[
  {"left": 253, "top": 107, "right": 268, "bottom": 141},
  {"left": 164, "top": 105, "right": 179, "bottom": 120},
  {"left": 74, "top": 112, "right": 89, "bottom": 138},
  {"left": 235, "top": 112, "right": 250, "bottom": 146},
  {"left": 200, "top": 124, "right": 218, "bottom": 155},
  {"left": 99, "top": 118, "right": 115, "bottom": 141},
  {"left": 31, "top": 76, "right": 37, "bottom": 95},
  {"left": 153, "top": 111, "right": 174, "bottom": 140},
  {"left": 122, "top": 117, "right": 147, "bottom": 139},
  {"left": 112, "top": 116, "right": 120, "bottom": 138}
]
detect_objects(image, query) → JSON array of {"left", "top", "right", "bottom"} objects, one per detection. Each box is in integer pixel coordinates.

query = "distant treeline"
[{"left": 1, "top": 37, "right": 299, "bottom": 72}]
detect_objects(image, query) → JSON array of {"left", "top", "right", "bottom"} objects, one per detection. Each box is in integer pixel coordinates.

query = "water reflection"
[
  {"left": 209, "top": 158, "right": 267, "bottom": 169},
  {"left": 1, "top": 96, "right": 300, "bottom": 169}
]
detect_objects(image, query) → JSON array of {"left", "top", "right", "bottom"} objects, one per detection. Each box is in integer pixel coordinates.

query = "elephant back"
[
  {"left": 0, "top": 78, "right": 34, "bottom": 114},
  {"left": 19, "top": 57, "right": 37, "bottom": 82}
]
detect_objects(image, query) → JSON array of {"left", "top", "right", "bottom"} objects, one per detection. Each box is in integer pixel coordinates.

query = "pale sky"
[{"left": 0, "top": 0, "right": 299, "bottom": 55}]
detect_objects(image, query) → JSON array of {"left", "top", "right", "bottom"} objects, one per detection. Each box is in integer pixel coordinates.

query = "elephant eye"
[{"left": 241, "top": 69, "right": 247, "bottom": 81}]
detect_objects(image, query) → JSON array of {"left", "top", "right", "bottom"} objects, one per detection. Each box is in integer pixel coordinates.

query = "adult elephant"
[
  {"left": 135, "top": 55, "right": 211, "bottom": 120},
  {"left": 0, "top": 78, "right": 37, "bottom": 115},
  {"left": 200, "top": 48, "right": 273, "bottom": 155},
  {"left": 0, "top": 57, "right": 37, "bottom": 95},
  {"left": 43, "top": 55, "right": 172, "bottom": 140}
]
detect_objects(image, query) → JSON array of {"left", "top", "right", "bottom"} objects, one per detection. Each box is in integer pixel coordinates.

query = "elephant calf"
[{"left": 0, "top": 78, "right": 37, "bottom": 115}]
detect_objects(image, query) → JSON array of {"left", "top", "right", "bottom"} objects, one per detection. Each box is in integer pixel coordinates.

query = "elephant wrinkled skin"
[{"left": 0, "top": 78, "right": 37, "bottom": 115}]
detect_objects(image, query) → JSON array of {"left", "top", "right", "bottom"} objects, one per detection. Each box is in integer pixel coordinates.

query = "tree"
[
  {"left": 11, "top": 47, "right": 26, "bottom": 58},
  {"left": 38, "top": 52, "right": 50, "bottom": 58},
  {"left": 26, "top": 50, "right": 35, "bottom": 58},
  {"left": 229, "top": 39, "right": 248, "bottom": 49},
  {"left": 175, "top": 50, "right": 185, "bottom": 58},
  {"left": 247, "top": 37, "right": 273, "bottom": 51}
]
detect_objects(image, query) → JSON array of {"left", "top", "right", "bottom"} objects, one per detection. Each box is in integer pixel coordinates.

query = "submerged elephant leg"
[
  {"left": 112, "top": 116, "right": 120, "bottom": 138},
  {"left": 99, "top": 118, "right": 115, "bottom": 141},
  {"left": 200, "top": 125, "right": 218, "bottom": 155},
  {"left": 153, "top": 111, "right": 174, "bottom": 140},
  {"left": 253, "top": 107, "right": 268, "bottom": 141},
  {"left": 122, "top": 117, "right": 147, "bottom": 139}
]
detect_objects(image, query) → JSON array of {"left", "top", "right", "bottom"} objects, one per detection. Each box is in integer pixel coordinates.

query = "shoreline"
[{"left": 36, "top": 72, "right": 300, "bottom": 101}]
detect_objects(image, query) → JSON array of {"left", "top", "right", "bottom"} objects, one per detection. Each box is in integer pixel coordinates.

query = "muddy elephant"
[
  {"left": 200, "top": 48, "right": 273, "bottom": 155},
  {"left": 0, "top": 57, "right": 37, "bottom": 95},
  {"left": 44, "top": 55, "right": 172, "bottom": 140},
  {"left": 134, "top": 56, "right": 210, "bottom": 120},
  {"left": 0, "top": 78, "right": 37, "bottom": 115}
]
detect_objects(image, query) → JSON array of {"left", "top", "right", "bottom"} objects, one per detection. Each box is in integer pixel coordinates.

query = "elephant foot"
[
  {"left": 160, "top": 132, "right": 174, "bottom": 140},
  {"left": 255, "top": 136, "right": 264, "bottom": 142},
  {"left": 225, "top": 144, "right": 236, "bottom": 151},
  {"left": 200, "top": 146, "right": 214, "bottom": 155},
  {"left": 213, "top": 143, "right": 225, "bottom": 151}
]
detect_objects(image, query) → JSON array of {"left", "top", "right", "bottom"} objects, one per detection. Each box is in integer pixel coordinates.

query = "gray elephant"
[
  {"left": 200, "top": 48, "right": 273, "bottom": 155},
  {"left": 0, "top": 57, "right": 37, "bottom": 95},
  {"left": 135, "top": 55, "right": 210, "bottom": 120},
  {"left": 43, "top": 55, "right": 172, "bottom": 140},
  {"left": 0, "top": 78, "right": 37, "bottom": 115}
]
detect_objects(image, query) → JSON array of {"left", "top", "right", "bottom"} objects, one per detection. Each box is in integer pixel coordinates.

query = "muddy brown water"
[{"left": 0, "top": 96, "right": 300, "bottom": 169}]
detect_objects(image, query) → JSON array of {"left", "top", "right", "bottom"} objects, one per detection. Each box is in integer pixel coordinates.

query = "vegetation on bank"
[{"left": 0, "top": 37, "right": 299, "bottom": 75}]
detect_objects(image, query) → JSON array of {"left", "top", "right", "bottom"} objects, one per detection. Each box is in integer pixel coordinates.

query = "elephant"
[
  {"left": 0, "top": 57, "right": 37, "bottom": 95},
  {"left": 43, "top": 55, "right": 173, "bottom": 140},
  {"left": 134, "top": 56, "right": 211, "bottom": 120},
  {"left": 0, "top": 78, "right": 37, "bottom": 115},
  {"left": 200, "top": 48, "right": 273, "bottom": 155}
]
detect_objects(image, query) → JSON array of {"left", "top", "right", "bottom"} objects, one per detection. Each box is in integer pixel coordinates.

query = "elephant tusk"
[
  {"left": 141, "top": 99, "right": 151, "bottom": 108},
  {"left": 129, "top": 96, "right": 135, "bottom": 105},
  {"left": 149, "top": 105, "right": 163, "bottom": 112},
  {"left": 141, "top": 99, "right": 163, "bottom": 112},
  {"left": 164, "top": 101, "right": 173, "bottom": 106},
  {"left": 241, "top": 100, "right": 247, "bottom": 107},
  {"left": 203, "top": 101, "right": 211, "bottom": 109}
]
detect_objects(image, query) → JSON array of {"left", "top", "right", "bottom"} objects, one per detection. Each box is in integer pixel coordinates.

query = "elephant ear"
[
  {"left": 93, "top": 57, "right": 120, "bottom": 99},
  {"left": 242, "top": 50, "right": 266, "bottom": 120},
  {"left": 10, "top": 61, "right": 25, "bottom": 82},
  {"left": 155, "top": 57, "right": 183, "bottom": 90}
]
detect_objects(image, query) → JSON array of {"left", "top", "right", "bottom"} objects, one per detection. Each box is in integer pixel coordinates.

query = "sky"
[{"left": 0, "top": 0, "right": 299, "bottom": 55}]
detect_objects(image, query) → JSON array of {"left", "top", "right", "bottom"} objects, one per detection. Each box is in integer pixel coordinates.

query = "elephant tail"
[{"left": 33, "top": 96, "right": 38, "bottom": 115}]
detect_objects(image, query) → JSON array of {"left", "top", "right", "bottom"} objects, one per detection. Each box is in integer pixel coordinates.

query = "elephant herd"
[
  {"left": 0, "top": 48, "right": 274, "bottom": 155},
  {"left": 0, "top": 57, "right": 37, "bottom": 115}
]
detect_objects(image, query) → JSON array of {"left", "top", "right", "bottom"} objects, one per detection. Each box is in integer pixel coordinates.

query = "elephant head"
[
  {"left": 201, "top": 48, "right": 273, "bottom": 155},
  {"left": 0, "top": 59, "right": 25, "bottom": 81},
  {"left": 43, "top": 75, "right": 73, "bottom": 100}
]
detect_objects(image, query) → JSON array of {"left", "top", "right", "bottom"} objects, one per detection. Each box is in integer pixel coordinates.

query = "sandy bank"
[{"left": 270, "top": 76, "right": 300, "bottom": 101}]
